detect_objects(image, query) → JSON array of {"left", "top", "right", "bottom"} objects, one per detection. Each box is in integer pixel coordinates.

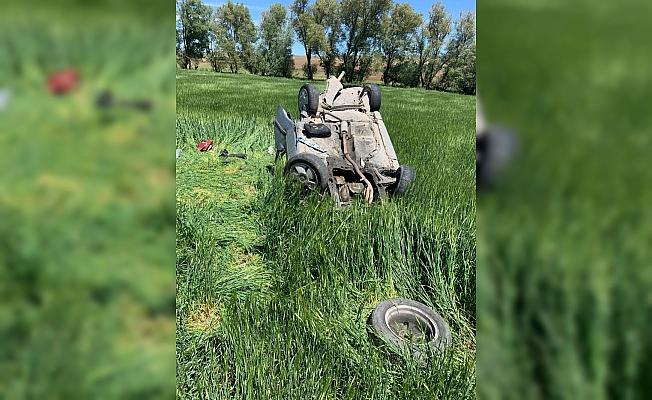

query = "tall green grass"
[
  {"left": 0, "top": 6, "right": 175, "bottom": 399},
  {"left": 477, "top": 1, "right": 652, "bottom": 398},
  {"left": 176, "top": 70, "right": 475, "bottom": 399}
]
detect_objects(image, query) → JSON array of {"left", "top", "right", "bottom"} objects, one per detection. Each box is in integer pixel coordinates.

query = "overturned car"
[{"left": 274, "top": 72, "right": 415, "bottom": 206}]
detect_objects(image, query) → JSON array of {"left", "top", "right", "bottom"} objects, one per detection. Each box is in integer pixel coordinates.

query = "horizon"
[{"left": 201, "top": 0, "right": 476, "bottom": 55}]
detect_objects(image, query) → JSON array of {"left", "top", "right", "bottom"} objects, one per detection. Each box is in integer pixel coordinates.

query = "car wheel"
[
  {"left": 362, "top": 84, "right": 381, "bottom": 112},
  {"left": 284, "top": 154, "right": 329, "bottom": 191},
  {"left": 298, "top": 84, "right": 319, "bottom": 117},
  {"left": 392, "top": 166, "right": 415, "bottom": 196},
  {"left": 368, "top": 298, "right": 451, "bottom": 359}
]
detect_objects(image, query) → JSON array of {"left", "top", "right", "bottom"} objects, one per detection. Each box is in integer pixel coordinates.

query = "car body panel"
[{"left": 275, "top": 75, "right": 409, "bottom": 205}]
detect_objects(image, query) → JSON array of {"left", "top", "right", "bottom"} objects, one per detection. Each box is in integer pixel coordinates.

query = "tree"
[
  {"left": 339, "top": 0, "right": 391, "bottom": 81},
  {"left": 176, "top": 0, "right": 212, "bottom": 69},
  {"left": 438, "top": 11, "right": 475, "bottom": 91},
  {"left": 214, "top": 1, "right": 256, "bottom": 73},
  {"left": 291, "top": 0, "right": 323, "bottom": 80},
  {"left": 379, "top": 3, "right": 422, "bottom": 85},
  {"left": 256, "top": 3, "right": 294, "bottom": 77},
  {"left": 422, "top": 2, "right": 451, "bottom": 88},
  {"left": 312, "top": 0, "right": 341, "bottom": 79},
  {"left": 444, "top": 44, "right": 475, "bottom": 94},
  {"left": 415, "top": 24, "right": 428, "bottom": 86}
]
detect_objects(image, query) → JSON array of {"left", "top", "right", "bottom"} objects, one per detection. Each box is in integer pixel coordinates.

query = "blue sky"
[{"left": 203, "top": 0, "right": 476, "bottom": 55}]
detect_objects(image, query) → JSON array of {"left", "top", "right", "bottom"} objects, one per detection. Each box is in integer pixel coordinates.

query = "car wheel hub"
[
  {"left": 289, "top": 162, "right": 318, "bottom": 189},
  {"left": 298, "top": 89, "right": 308, "bottom": 113},
  {"left": 384, "top": 304, "right": 438, "bottom": 345}
]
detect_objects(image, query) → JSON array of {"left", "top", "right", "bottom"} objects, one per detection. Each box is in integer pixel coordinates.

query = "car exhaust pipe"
[{"left": 341, "top": 122, "right": 373, "bottom": 203}]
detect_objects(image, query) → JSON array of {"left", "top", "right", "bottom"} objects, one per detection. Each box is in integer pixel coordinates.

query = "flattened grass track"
[{"left": 176, "top": 70, "right": 476, "bottom": 399}]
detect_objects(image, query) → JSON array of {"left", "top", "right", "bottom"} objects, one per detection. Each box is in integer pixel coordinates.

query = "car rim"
[
  {"left": 384, "top": 304, "right": 438, "bottom": 345},
  {"left": 299, "top": 88, "right": 308, "bottom": 113},
  {"left": 289, "top": 162, "right": 319, "bottom": 189}
]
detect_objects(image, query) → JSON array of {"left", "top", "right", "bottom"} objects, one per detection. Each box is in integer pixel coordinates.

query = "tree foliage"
[
  {"left": 438, "top": 11, "right": 475, "bottom": 93},
  {"left": 175, "top": 0, "right": 475, "bottom": 95},
  {"left": 312, "top": 0, "right": 341, "bottom": 79},
  {"left": 255, "top": 3, "right": 294, "bottom": 77},
  {"left": 176, "top": 0, "right": 212, "bottom": 69},
  {"left": 339, "top": 0, "right": 391, "bottom": 81},
  {"left": 213, "top": 1, "right": 256, "bottom": 73},
  {"left": 290, "top": 0, "right": 324, "bottom": 79},
  {"left": 379, "top": 2, "right": 422, "bottom": 85},
  {"left": 421, "top": 2, "right": 451, "bottom": 89}
]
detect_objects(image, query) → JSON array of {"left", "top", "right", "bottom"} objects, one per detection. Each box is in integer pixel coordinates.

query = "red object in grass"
[
  {"left": 196, "top": 139, "right": 213, "bottom": 152},
  {"left": 47, "top": 68, "right": 80, "bottom": 95}
]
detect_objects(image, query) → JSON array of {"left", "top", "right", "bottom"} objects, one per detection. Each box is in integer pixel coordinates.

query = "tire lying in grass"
[
  {"left": 284, "top": 153, "right": 329, "bottom": 191},
  {"left": 298, "top": 83, "right": 319, "bottom": 117},
  {"left": 362, "top": 84, "right": 381, "bottom": 112},
  {"left": 392, "top": 166, "right": 416, "bottom": 196},
  {"left": 368, "top": 298, "right": 451, "bottom": 361}
]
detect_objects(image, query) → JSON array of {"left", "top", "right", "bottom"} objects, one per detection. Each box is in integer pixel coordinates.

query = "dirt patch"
[{"left": 187, "top": 303, "right": 221, "bottom": 331}]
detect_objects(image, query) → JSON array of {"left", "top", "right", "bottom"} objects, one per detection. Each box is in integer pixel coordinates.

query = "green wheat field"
[{"left": 176, "top": 70, "right": 476, "bottom": 399}]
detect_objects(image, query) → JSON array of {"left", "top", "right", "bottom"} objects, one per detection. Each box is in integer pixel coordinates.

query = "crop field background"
[{"left": 176, "top": 70, "right": 475, "bottom": 399}]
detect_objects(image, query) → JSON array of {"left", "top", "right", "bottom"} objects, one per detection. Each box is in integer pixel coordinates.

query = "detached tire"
[
  {"left": 284, "top": 153, "right": 329, "bottom": 191},
  {"left": 298, "top": 84, "right": 320, "bottom": 117},
  {"left": 362, "top": 84, "right": 381, "bottom": 112},
  {"left": 368, "top": 298, "right": 452, "bottom": 360},
  {"left": 393, "top": 166, "right": 415, "bottom": 196}
]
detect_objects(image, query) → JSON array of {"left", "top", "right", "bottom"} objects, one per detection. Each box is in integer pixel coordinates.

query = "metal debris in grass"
[
  {"left": 219, "top": 149, "right": 247, "bottom": 159},
  {"left": 95, "top": 89, "right": 153, "bottom": 112}
]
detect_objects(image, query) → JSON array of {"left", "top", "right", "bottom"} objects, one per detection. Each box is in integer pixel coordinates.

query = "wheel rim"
[
  {"left": 298, "top": 88, "right": 309, "bottom": 113},
  {"left": 289, "top": 161, "right": 319, "bottom": 190},
  {"left": 384, "top": 304, "right": 438, "bottom": 345}
]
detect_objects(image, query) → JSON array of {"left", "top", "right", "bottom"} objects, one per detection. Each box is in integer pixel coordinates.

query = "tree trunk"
[
  {"left": 424, "top": 63, "right": 434, "bottom": 90},
  {"left": 325, "top": 63, "right": 331, "bottom": 78},
  {"left": 437, "top": 68, "right": 449, "bottom": 91},
  {"left": 419, "top": 61, "right": 425, "bottom": 87},
  {"left": 324, "top": 55, "right": 332, "bottom": 79},
  {"left": 305, "top": 46, "right": 313, "bottom": 80},
  {"left": 348, "top": 50, "right": 358, "bottom": 81},
  {"left": 229, "top": 53, "right": 236, "bottom": 73},
  {"left": 417, "top": 48, "right": 426, "bottom": 87},
  {"left": 383, "top": 54, "right": 392, "bottom": 85}
]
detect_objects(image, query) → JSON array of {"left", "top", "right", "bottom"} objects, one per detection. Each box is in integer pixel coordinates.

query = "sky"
[{"left": 203, "top": 0, "right": 476, "bottom": 55}]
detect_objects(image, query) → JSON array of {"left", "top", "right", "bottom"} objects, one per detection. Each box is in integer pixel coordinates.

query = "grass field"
[
  {"left": 0, "top": 4, "right": 175, "bottom": 398},
  {"left": 478, "top": 1, "right": 652, "bottom": 398},
  {"left": 176, "top": 70, "right": 475, "bottom": 399}
]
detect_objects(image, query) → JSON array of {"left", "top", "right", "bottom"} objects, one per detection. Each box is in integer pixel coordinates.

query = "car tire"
[
  {"left": 284, "top": 154, "right": 329, "bottom": 191},
  {"left": 298, "top": 84, "right": 319, "bottom": 117},
  {"left": 392, "top": 166, "right": 415, "bottom": 196},
  {"left": 362, "top": 84, "right": 381, "bottom": 112},
  {"left": 368, "top": 298, "right": 451, "bottom": 359}
]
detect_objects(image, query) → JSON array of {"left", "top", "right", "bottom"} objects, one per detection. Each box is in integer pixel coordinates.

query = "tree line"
[{"left": 176, "top": 0, "right": 475, "bottom": 95}]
